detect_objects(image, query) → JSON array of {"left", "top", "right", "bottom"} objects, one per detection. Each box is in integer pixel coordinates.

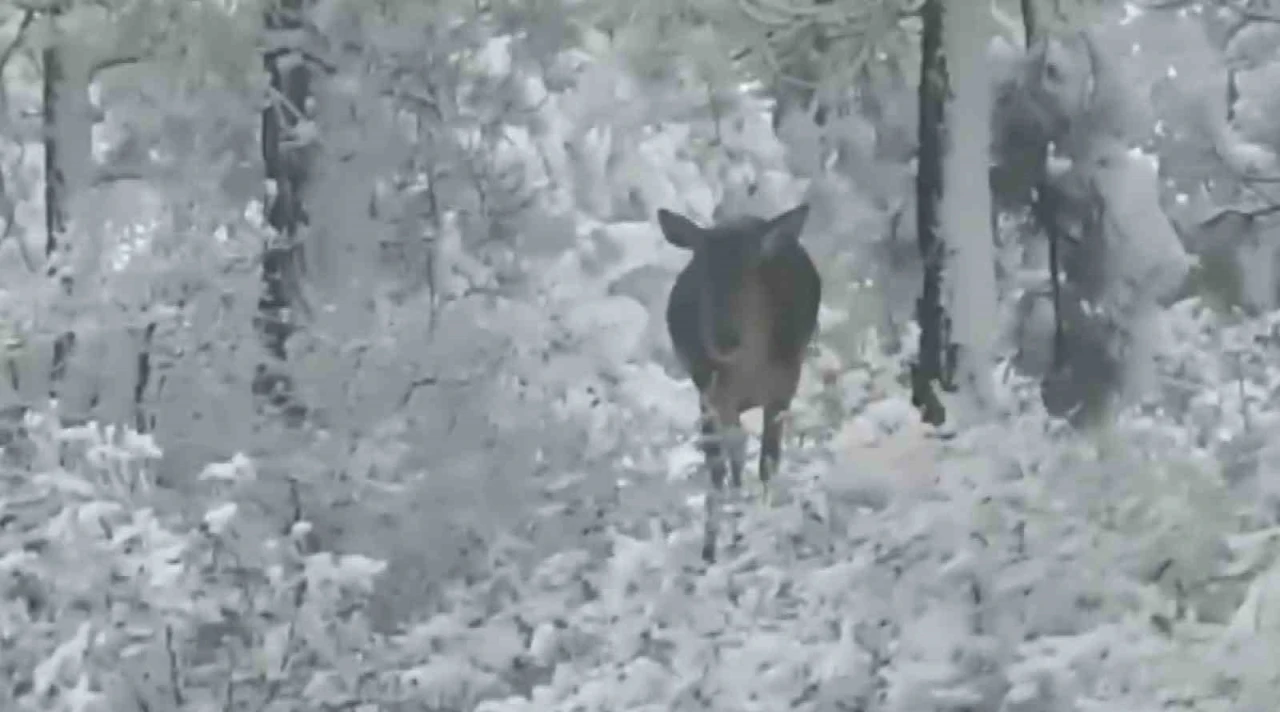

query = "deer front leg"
[{"left": 699, "top": 402, "right": 727, "bottom": 563}]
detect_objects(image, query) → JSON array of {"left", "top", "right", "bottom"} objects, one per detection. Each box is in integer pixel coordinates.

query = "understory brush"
[{"left": 7, "top": 308, "right": 1280, "bottom": 712}]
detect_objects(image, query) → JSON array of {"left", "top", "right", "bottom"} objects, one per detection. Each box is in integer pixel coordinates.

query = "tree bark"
[
  {"left": 42, "top": 5, "right": 74, "bottom": 402},
  {"left": 255, "top": 0, "right": 313, "bottom": 421},
  {"left": 1022, "top": 0, "right": 1068, "bottom": 370},
  {"left": 911, "top": 0, "right": 952, "bottom": 426}
]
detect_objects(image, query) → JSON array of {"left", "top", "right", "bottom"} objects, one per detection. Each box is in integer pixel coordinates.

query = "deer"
[{"left": 657, "top": 203, "right": 822, "bottom": 563}]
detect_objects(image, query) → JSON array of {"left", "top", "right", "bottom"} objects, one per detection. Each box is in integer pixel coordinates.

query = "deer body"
[{"left": 658, "top": 204, "right": 821, "bottom": 562}]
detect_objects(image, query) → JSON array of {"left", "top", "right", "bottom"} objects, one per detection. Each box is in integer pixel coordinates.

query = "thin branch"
[
  {"left": 0, "top": 175, "right": 38, "bottom": 273},
  {"left": 397, "top": 375, "right": 438, "bottom": 409},
  {"left": 262, "top": 46, "right": 337, "bottom": 75},
  {"left": 91, "top": 161, "right": 171, "bottom": 186},
  {"left": 0, "top": 9, "right": 35, "bottom": 75},
  {"left": 87, "top": 54, "right": 143, "bottom": 81},
  {"left": 1199, "top": 201, "right": 1280, "bottom": 228},
  {"left": 1236, "top": 173, "right": 1280, "bottom": 185},
  {"left": 1133, "top": 0, "right": 1199, "bottom": 9}
]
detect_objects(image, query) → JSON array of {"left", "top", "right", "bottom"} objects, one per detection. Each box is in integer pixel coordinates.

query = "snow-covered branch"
[{"left": 0, "top": 9, "right": 35, "bottom": 74}]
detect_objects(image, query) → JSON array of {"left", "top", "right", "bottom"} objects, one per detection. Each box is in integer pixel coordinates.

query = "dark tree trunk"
[
  {"left": 1021, "top": 0, "right": 1067, "bottom": 370},
  {"left": 255, "top": 0, "right": 313, "bottom": 421},
  {"left": 42, "top": 6, "right": 75, "bottom": 401},
  {"left": 133, "top": 320, "right": 156, "bottom": 432},
  {"left": 911, "top": 0, "right": 953, "bottom": 426}
]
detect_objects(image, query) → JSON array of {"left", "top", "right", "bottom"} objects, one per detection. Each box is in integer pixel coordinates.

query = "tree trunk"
[
  {"left": 256, "top": 0, "right": 313, "bottom": 421},
  {"left": 941, "top": 0, "right": 998, "bottom": 417},
  {"left": 42, "top": 6, "right": 75, "bottom": 404},
  {"left": 911, "top": 0, "right": 951, "bottom": 426},
  {"left": 133, "top": 319, "right": 156, "bottom": 433},
  {"left": 1022, "top": 0, "right": 1068, "bottom": 370}
]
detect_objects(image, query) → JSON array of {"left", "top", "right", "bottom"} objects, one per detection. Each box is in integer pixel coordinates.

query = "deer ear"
[
  {"left": 657, "top": 209, "right": 705, "bottom": 249},
  {"left": 759, "top": 203, "right": 810, "bottom": 257}
]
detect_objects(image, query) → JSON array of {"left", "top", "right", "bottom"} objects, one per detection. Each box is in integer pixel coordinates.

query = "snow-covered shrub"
[{"left": 0, "top": 411, "right": 396, "bottom": 710}]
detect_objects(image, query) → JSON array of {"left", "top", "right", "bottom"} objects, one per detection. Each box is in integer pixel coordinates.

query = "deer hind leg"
[
  {"left": 722, "top": 412, "right": 746, "bottom": 490},
  {"left": 699, "top": 384, "right": 745, "bottom": 490},
  {"left": 759, "top": 402, "right": 787, "bottom": 506},
  {"left": 699, "top": 400, "right": 729, "bottom": 490}
]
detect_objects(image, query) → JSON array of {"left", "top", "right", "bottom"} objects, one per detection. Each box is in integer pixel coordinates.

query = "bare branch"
[
  {"left": 1199, "top": 201, "right": 1280, "bottom": 228},
  {"left": 0, "top": 139, "right": 38, "bottom": 273},
  {"left": 90, "top": 161, "right": 172, "bottom": 186},
  {"left": 0, "top": 10, "right": 35, "bottom": 76},
  {"left": 88, "top": 54, "right": 143, "bottom": 81},
  {"left": 1133, "top": 0, "right": 1199, "bottom": 9},
  {"left": 397, "top": 375, "right": 439, "bottom": 409},
  {"left": 8, "top": 1, "right": 52, "bottom": 15}
]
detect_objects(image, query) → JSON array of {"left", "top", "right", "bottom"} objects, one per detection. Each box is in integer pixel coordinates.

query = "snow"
[{"left": 3, "top": 3, "right": 1280, "bottom": 712}]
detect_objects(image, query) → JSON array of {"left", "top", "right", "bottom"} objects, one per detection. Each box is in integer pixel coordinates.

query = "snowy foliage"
[{"left": 0, "top": 1, "right": 1279, "bottom": 711}]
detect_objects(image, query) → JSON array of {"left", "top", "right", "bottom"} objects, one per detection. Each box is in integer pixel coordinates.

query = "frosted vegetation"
[{"left": 1, "top": 0, "right": 1279, "bottom": 710}]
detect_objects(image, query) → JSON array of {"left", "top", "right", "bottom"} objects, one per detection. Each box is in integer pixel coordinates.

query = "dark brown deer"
[{"left": 658, "top": 204, "right": 821, "bottom": 562}]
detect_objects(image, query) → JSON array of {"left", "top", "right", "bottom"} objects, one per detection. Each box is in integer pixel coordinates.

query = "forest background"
[{"left": 2, "top": 0, "right": 1280, "bottom": 710}]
